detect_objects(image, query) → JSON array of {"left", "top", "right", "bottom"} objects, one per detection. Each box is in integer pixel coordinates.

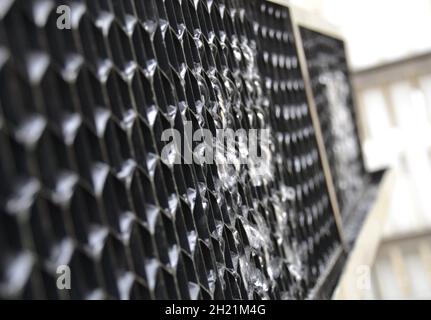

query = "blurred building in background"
[{"left": 291, "top": 0, "right": 431, "bottom": 299}]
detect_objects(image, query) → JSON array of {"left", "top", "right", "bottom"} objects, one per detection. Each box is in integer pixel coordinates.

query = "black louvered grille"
[
  {"left": 300, "top": 27, "right": 367, "bottom": 220},
  {"left": 0, "top": 0, "right": 342, "bottom": 300}
]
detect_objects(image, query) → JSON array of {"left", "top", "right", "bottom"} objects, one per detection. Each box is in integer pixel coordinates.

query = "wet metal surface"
[
  {"left": 300, "top": 27, "right": 369, "bottom": 222},
  {"left": 0, "top": 0, "right": 342, "bottom": 299}
]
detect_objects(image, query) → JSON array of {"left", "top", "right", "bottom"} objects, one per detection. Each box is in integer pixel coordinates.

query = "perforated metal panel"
[
  {"left": 0, "top": 0, "right": 342, "bottom": 300},
  {"left": 300, "top": 27, "right": 368, "bottom": 221}
]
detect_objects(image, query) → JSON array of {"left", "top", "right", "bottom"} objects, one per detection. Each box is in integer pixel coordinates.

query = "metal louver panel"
[
  {"left": 300, "top": 27, "right": 368, "bottom": 222},
  {"left": 0, "top": 0, "right": 343, "bottom": 300}
]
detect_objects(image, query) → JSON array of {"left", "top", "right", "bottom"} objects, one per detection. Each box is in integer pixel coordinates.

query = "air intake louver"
[
  {"left": 0, "top": 0, "right": 343, "bottom": 300},
  {"left": 300, "top": 27, "right": 368, "bottom": 222}
]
